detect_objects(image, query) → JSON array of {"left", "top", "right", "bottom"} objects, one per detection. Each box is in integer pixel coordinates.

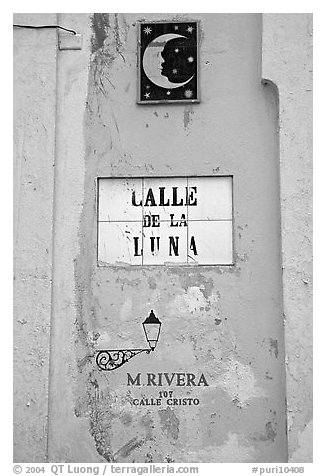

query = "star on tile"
[
  {"left": 187, "top": 56, "right": 194, "bottom": 63},
  {"left": 166, "top": 91, "right": 171, "bottom": 95},
  {"left": 175, "top": 48, "right": 179, "bottom": 53},
  {"left": 174, "top": 25, "right": 179, "bottom": 30},
  {"left": 184, "top": 89, "right": 193, "bottom": 98},
  {"left": 144, "top": 92, "right": 151, "bottom": 99},
  {"left": 172, "top": 69, "right": 178, "bottom": 75},
  {"left": 143, "top": 26, "right": 152, "bottom": 35},
  {"left": 187, "top": 26, "right": 194, "bottom": 33}
]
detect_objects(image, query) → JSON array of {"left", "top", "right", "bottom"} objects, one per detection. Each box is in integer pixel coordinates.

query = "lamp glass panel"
[{"left": 144, "top": 323, "right": 161, "bottom": 342}]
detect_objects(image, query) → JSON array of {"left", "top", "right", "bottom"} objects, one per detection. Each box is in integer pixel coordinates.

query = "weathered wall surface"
[
  {"left": 13, "top": 13, "right": 57, "bottom": 462},
  {"left": 45, "top": 13, "right": 99, "bottom": 463},
  {"left": 262, "top": 13, "right": 313, "bottom": 463},
  {"left": 13, "top": 12, "right": 312, "bottom": 464},
  {"left": 46, "top": 13, "right": 287, "bottom": 463}
]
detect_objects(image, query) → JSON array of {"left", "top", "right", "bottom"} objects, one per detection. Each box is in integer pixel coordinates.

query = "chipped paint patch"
[
  {"left": 168, "top": 270, "right": 214, "bottom": 298},
  {"left": 91, "top": 13, "right": 110, "bottom": 52},
  {"left": 264, "top": 422, "right": 277, "bottom": 442},
  {"left": 95, "top": 331, "right": 113, "bottom": 348},
  {"left": 289, "top": 420, "right": 313, "bottom": 462},
  {"left": 183, "top": 106, "right": 194, "bottom": 129},
  {"left": 176, "top": 286, "right": 207, "bottom": 313},
  {"left": 252, "top": 421, "right": 277, "bottom": 442},
  {"left": 158, "top": 407, "right": 180, "bottom": 441},
  {"left": 170, "top": 286, "right": 219, "bottom": 315},
  {"left": 162, "top": 339, "right": 197, "bottom": 366},
  {"left": 218, "top": 358, "right": 266, "bottom": 407},
  {"left": 269, "top": 338, "right": 279, "bottom": 358},
  {"left": 114, "top": 436, "right": 145, "bottom": 459},
  {"left": 180, "top": 433, "right": 255, "bottom": 462},
  {"left": 147, "top": 276, "right": 157, "bottom": 290},
  {"left": 215, "top": 433, "right": 255, "bottom": 462},
  {"left": 120, "top": 297, "right": 133, "bottom": 321}
]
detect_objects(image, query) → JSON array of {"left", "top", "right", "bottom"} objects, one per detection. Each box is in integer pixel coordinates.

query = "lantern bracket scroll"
[{"left": 95, "top": 310, "right": 162, "bottom": 371}]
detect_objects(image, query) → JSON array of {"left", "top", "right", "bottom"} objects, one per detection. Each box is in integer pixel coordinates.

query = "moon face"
[{"left": 142, "top": 33, "right": 194, "bottom": 89}]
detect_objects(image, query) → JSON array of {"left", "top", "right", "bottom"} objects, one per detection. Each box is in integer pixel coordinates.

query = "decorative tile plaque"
[
  {"left": 98, "top": 177, "right": 233, "bottom": 266},
  {"left": 138, "top": 21, "right": 199, "bottom": 104}
]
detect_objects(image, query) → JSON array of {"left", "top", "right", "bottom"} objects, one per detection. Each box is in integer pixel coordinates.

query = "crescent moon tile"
[{"left": 138, "top": 21, "right": 199, "bottom": 104}]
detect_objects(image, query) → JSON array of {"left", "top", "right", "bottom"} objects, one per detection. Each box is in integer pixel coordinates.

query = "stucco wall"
[
  {"left": 47, "top": 13, "right": 286, "bottom": 463},
  {"left": 262, "top": 13, "right": 313, "bottom": 463},
  {"left": 13, "top": 12, "right": 312, "bottom": 463},
  {"left": 13, "top": 13, "right": 57, "bottom": 462}
]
